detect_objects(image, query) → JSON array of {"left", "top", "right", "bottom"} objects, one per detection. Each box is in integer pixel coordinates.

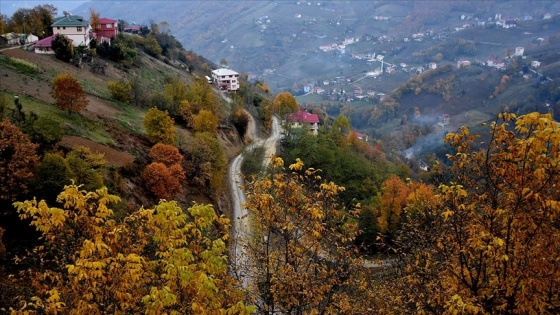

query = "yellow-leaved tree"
[
  {"left": 143, "top": 107, "right": 176, "bottom": 144},
  {"left": 11, "top": 184, "right": 254, "bottom": 314},
  {"left": 377, "top": 112, "right": 560, "bottom": 314},
  {"left": 271, "top": 92, "right": 298, "bottom": 116},
  {"left": 240, "top": 157, "right": 373, "bottom": 314}
]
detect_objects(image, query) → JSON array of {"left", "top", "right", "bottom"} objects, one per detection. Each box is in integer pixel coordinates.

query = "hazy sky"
[{"left": 1, "top": 1, "right": 88, "bottom": 16}]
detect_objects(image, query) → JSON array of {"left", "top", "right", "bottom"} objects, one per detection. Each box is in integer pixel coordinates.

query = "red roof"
[
  {"left": 34, "top": 34, "right": 73, "bottom": 48},
  {"left": 99, "top": 18, "right": 117, "bottom": 24},
  {"left": 288, "top": 110, "right": 319, "bottom": 124}
]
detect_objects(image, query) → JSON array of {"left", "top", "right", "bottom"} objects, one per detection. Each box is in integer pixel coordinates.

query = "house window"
[
  {"left": 77, "top": 26, "right": 82, "bottom": 32},
  {"left": 63, "top": 27, "right": 66, "bottom": 30},
  {"left": 57, "top": 27, "right": 60, "bottom": 30},
  {"left": 106, "top": 24, "right": 112, "bottom": 28}
]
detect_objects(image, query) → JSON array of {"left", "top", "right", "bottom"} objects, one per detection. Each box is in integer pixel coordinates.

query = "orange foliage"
[
  {"left": 378, "top": 175, "right": 409, "bottom": 233},
  {"left": 149, "top": 143, "right": 183, "bottom": 166},
  {"left": 143, "top": 162, "right": 185, "bottom": 200},
  {"left": 50, "top": 73, "right": 89, "bottom": 114},
  {"left": 0, "top": 119, "right": 39, "bottom": 201}
]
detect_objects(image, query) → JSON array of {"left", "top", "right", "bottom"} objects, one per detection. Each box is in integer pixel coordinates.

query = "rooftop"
[
  {"left": 34, "top": 34, "right": 73, "bottom": 47},
  {"left": 52, "top": 15, "right": 89, "bottom": 27},
  {"left": 212, "top": 68, "right": 239, "bottom": 76},
  {"left": 99, "top": 18, "right": 117, "bottom": 24},
  {"left": 288, "top": 110, "right": 319, "bottom": 124}
]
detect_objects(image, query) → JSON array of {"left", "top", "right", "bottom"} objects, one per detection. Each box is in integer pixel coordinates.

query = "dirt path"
[{"left": 229, "top": 116, "right": 281, "bottom": 289}]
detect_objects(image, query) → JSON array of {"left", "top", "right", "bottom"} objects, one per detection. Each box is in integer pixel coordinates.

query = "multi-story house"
[
  {"left": 52, "top": 15, "right": 92, "bottom": 47},
  {"left": 287, "top": 110, "right": 320, "bottom": 135},
  {"left": 95, "top": 18, "right": 118, "bottom": 43},
  {"left": 211, "top": 68, "right": 240, "bottom": 91}
]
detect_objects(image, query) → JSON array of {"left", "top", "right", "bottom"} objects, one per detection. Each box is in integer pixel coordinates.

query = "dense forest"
[{"left": 1, "top": 4, "right": 560, "bottom": 314}]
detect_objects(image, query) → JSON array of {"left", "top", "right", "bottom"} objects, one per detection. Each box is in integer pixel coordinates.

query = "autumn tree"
[
  {"left": 182, "top": 132, "right": 227, "bottom": 192},
  {"left": 89, "top": 7, "right": 100, "bottom": 32},
  {"left": 330, "top": 114, "right": 351, "bottom": 145},
  {"left": 143, "top": 34, "right": 162, "bottom": 57},
  {"left": 144, "top": 143, "right": 185, "bottom": 200},
  {"left": 143, "top": 162, "right": 185, "bottom": 200},
  {"left": 148, "top": 143, "right": 183, "bottom": 166},
  {"left": 0, "top": 119, "right": 39, "bottom": 201},
  {"left": 143, "top": 107, "right": 176, "bottom": 144},
  {"left": 192, "top": 109, "right": 219, "bottom": 133},
  {"left": 50, "top": 73, "right": 89, "bottom": 115},
  {"left": 272, "top": 92, "right": 298, "bottom": 116},
  {"left": 181, "top": 77, "right": 221, "bottom": 124},
  {"left": 107, "top": 80, "right": 132, "bottom": 103},
  {"left": 11, "top": 184, "right": 254, "bottom": 314},
  {"left": 378, "top": 175, "right": 409, "bottom": 236},
  {"left": 161, "top": 78, "right": 188, "bottom": 116},
  {"left": 257, "top": 81, "right": 270, "bottom": 94},
  {"left": 231, "top": 107, "right": 249, "bottom": 139},
  {"left": 9, "top": 5, "right": 56, "bottom": 38},
  {"left": 65, "top": 146, "right": 106, "bottom": 191},
  {"left": 241, "top": 157, "right": 373, "bottom": 314},
  {"left": 379, "top": 112, "right": 560, "bottom": 314}
]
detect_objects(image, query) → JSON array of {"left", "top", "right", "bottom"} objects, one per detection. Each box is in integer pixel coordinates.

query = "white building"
[
  {"left": 457, "top": 59, "right": 471, "bottom": 68},
  {"left": 51, "top": 15, "right": 92, "bottom": 47},
  {"left": 514, "top": 47, "right": 524, "bottom": 57},
  {"left": 211, "top": 68, "right": 240, "bottom": 91}
]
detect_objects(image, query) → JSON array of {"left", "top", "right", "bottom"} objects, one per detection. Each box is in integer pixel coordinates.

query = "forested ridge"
[{"left": 1, "top": 4, "right": 560, "bottom": 314}]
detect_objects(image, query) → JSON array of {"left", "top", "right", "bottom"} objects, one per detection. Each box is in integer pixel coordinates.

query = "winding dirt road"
[{"left": 229, "top": 116, "right": 281, "bottom": 288}]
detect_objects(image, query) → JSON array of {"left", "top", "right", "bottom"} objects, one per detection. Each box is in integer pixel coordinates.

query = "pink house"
[
  {"left": 287, "top": 110, "right": 320, "bottom": 135},
  {"left": 95, "top": 18, "right": 118, "bottom": 43},
  {"left": 34, "top": 34, "right": 73, "bottom": 54}
]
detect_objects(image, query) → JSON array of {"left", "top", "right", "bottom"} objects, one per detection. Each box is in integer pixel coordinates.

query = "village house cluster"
[{"left": 0, "top": 14, "right": 119, "bottom": 54}]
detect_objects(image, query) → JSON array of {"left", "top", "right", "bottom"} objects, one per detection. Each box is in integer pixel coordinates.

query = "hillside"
[
  {"left": 71, "top": 1, "right": 560, "bottom": 90},
  {"left": 0, "top": 42, "right": 247, "bottom": 212}
]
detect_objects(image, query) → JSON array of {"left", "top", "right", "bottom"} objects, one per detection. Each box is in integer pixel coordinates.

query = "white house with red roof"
[
  {"left": 34, "top": 34, "right": 73, "bottom": 54},
  {"left": 95, "top": 18, "right": 118, "bottom": 43},
  {"left": 287, "top": 110, "right": 320, "bottom": 135}
]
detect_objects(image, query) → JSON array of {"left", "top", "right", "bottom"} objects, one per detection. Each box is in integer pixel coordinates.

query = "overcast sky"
[{"left": 1, "top": 1, "right": 88, "bottom": 17}]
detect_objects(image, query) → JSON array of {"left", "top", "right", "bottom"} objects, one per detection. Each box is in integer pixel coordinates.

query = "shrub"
[{"left": 107, "top": 80, "right": 132, "bottom": 103}]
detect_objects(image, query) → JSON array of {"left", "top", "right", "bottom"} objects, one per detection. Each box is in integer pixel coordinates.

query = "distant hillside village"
[{"left": 277, "top": 10, "right": 557, "bottom": 103}]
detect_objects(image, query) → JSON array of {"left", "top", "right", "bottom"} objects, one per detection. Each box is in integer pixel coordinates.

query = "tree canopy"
[
  {"left": 242, "top": 157, "right": 372, "bottom": 314},
  {"left": 50, "top": 73, "right": 89, "bottom": 114},
  {"left": 0, "top": 119, "right": 39, "bottom": 201},
  {"left": 51, "top": 34, "right": 73, "bottom": 62},
  {"left": 378, "top": 112, "right": 560, "bottom": 314},
  {"left": 143, "top": 107, "right": 176, "bottom": 144},
  {"left": 11, "top": 184, "right": 254, "bottom": 314},
  {"left": 272, "top": 92, "right": 298, "bottom": 116}
]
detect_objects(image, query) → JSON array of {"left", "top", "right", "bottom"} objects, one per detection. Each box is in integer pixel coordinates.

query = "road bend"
[{"left": 229, "top": 116, "right": 281, "bottom": 289}]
